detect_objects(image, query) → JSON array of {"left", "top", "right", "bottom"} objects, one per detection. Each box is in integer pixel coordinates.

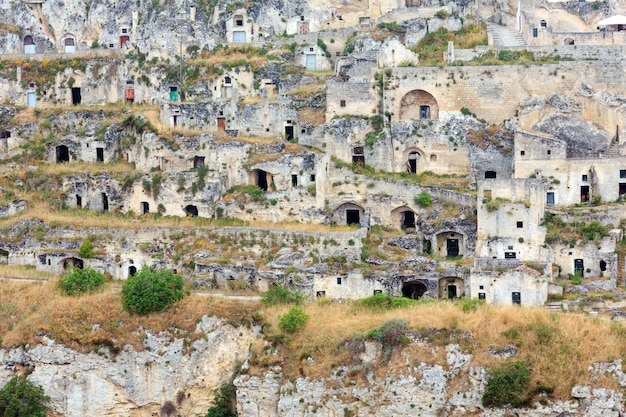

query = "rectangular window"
[
  {"left": 337, "top": 277, "right": 342, "bottom": 285},
  {"left": 516, "top": 221, "right": 523, "bottom": 228},
  {"left": 582, "top": 174, "right": 588, "bottom": 182},
  {"left": 547, "top": 192, "right": 555, "bottom": 206},
  {"left": 520, "top": 150, "right": 525, "bottom": 156},
  {"left": 479, "top": 285, "right": 484, "bottom": 290},
  {"left": 340, "top": 100, "right": 346, "bottom": 107},
  {"left": 310, "top": 174, "right": 316, "bottom": 182},
  {"left": 505, "top": 252, "right": 517, "bottom": 259},
  {"left": 478, "top": 293, "right": 486, "bottom": 300},
  {"left": 547, "top": 150, "right": 551, "bottom": 155},
  {"left": 620, "top": 169, "right": 626, "bottom": 179},
  {"left": 236, "top": 19, "right": 243, "bottom": 26},
  {"left": 309, "top": 47, "right": 314, "bottom": 52}
]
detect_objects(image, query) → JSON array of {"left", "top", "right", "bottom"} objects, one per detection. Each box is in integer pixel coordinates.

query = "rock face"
[
  {"left": 235, "top": 343, "right": 626, "bottom": 417},
  {"left": 0, "top": 316, "right": 256, "bottom": 417}
]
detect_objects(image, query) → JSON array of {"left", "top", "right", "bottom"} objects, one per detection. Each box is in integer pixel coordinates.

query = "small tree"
[
  {"left": 278, "top": 308, "right": 309, "bottom": 334},
  {"left": 0, "top": 376, "right": 49, "bottom": 417},
  {"left": 58, "top": 267, "right": 106, "bottom": 296},
  {"left": 121, "top": 267, "right": 185, "bottom": 314}
]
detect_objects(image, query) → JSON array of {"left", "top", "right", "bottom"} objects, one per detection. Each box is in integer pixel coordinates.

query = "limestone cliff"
[{"left": 0, "top": 316, "right": 256, "bottom": 417}]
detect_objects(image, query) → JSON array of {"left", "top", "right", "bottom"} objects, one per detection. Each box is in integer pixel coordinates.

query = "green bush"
[
  {"left": 482, "top": 361, "right": 530, "bottom": 407},
  {"left": 580, "top": 221, "right": 607, "bottom": 242},
  {"left": 0, "top": 376, "right": 49, "bottom": 417},
  {"left": 414, "top": 191, "right": 432, "bottom": 207},
  {"left": 121, "top": 267, "right": 185, "bottom": 314},
  {"left": 261, "top": 286, "right": 304, "bottom": 306},
  {"left": 205, "top": 384, "right": 237, "bottom": 417},
  {"left": 58, "top": 267, "right": 106, "bottom": 296},
  {"left": 355, "top": 294, "right": 420, "bottom": 311},
  {"left": 278, "top": 307, "right": 309, "bottom": 334},
  {"left": 78, "top": 239, "right": 94, "bottom": 258}
]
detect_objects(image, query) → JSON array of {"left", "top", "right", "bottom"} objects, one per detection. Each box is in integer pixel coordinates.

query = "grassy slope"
[{"left": 1, "top": 280, "right": 624, "bottom": 401}]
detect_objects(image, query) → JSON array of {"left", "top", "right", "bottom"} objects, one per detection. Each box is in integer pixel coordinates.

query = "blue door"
[
  {"left": 305, "top": 54, "right": 316, "bottom": 70},
  {"left": 233, "top": 31, "right": 246, "bottom": 43},
  {"left": 27, "top": 92, "right": 36, "bottom": 107}
]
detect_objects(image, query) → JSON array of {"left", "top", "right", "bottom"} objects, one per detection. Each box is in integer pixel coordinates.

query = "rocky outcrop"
[
  {"left": 235, "top": 343, "right": 626, "bottom": 417},
  {"left": 0, "top": 316, "right": 256, "bottom": 417}
]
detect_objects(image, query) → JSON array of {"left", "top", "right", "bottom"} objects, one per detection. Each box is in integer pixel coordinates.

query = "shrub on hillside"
[
  {"left": 261, "top": 285, "right": 304, "bottom": 306},
  {"left": 278, "top": 307, "right": 309, "bottom": 334},
  {"left": 121, "top": 267, "right": 185, "bottom": 314},
  {"left": 58, "top": 267, "right": 106, "bottom": 296},
  {"left": 355, "top": 293, "right": 419, "bottom": 311},
  {"left": 368, "top": 318, "right": 408, "bottom": 362},
  {"left": 482, "top": 361, "right": 530, "bottom": 407},
  {"left": 0, "top": 376, "right": 49, "bottom": 417},
  {"left": 414, "top": 191, "right": 432, "bottom": 207},
  {"left": 205, "top": 384, "right": 237, "bottom": 417}
]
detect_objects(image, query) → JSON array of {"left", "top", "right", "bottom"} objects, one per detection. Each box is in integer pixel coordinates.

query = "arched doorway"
[
  {"left": 61, "top": 257, "right": 84, "bottom": 270},
  {"left": 24, "top": 35, "right": 35, "bottom": 54},
  {"left": 334, "top": 202, "right": 364, "bottom": 226},
  {"left": 402, "top": 281, "right": 428, "bottom": 299},
  {"left": 407, "top": 151, "right": 421, "bottom": 173},
  {"left": 128, "top": 265, "right": 137, "bottom": 276},
  {"left": 56, "top": 145, "right": 70, "bottom": 163},
  {"left": 63, "top": 35, "right": 76, "bottom": 53},
  {"left": 391, "top": 206, "right": 416, "bottom": 231},
  {"left": 399, "top": 90, "right": 439, "bottom": 121},
  {"left": 438, "top": 277, "right": 464, "bottom": 299},
  {"left": 184, "top": 205, "right": 198, "bottom": 216},
  {"left": 435, "top": 231, "right": 464, "bottom": 258}
]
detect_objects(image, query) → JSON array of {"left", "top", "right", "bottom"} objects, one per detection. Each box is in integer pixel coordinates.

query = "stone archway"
[
  {"left": 438, "top": 277, "right": 464, "bottom": 299},
  {"left": 60, "top": 257, "right": 83, "bottom": 270},
  {"left": 399, "top": 90, "right": 439, "bottom": 121},
  {"left": 434, "top": 230, "right": 465, "bottom": 258},
  {"left": 390, "top": 205, "right": 416, "bottom": 231},
  {"left": 334, "top": 202, "right": 364, "bottom": 226}
]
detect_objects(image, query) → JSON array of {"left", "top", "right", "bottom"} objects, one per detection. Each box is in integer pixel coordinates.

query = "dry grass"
[
  {"left": 0, "top": 280, "right": 260, "bottom": 353},
  {"left": 0, "top": 265, "right": 57, "bottom": 280},
  {"left": 251, "top": 301, "right": 626, "bottom": 400},
  {"left": 283, "top": 82, "right": 326, "bottom": 99},
  {"left": 299, "top": 109, "right": 326, "bottom": 126},
  {"left": 38, "top": 161, "right": 135, "bottom": 175},
  {"left": 0, "top": 278, "right": 624, "bottom": 402}
]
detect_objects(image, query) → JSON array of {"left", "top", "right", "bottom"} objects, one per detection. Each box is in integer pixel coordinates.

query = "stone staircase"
[{"left": 487, "top": 23, "right": 527, "bottom": 48}]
